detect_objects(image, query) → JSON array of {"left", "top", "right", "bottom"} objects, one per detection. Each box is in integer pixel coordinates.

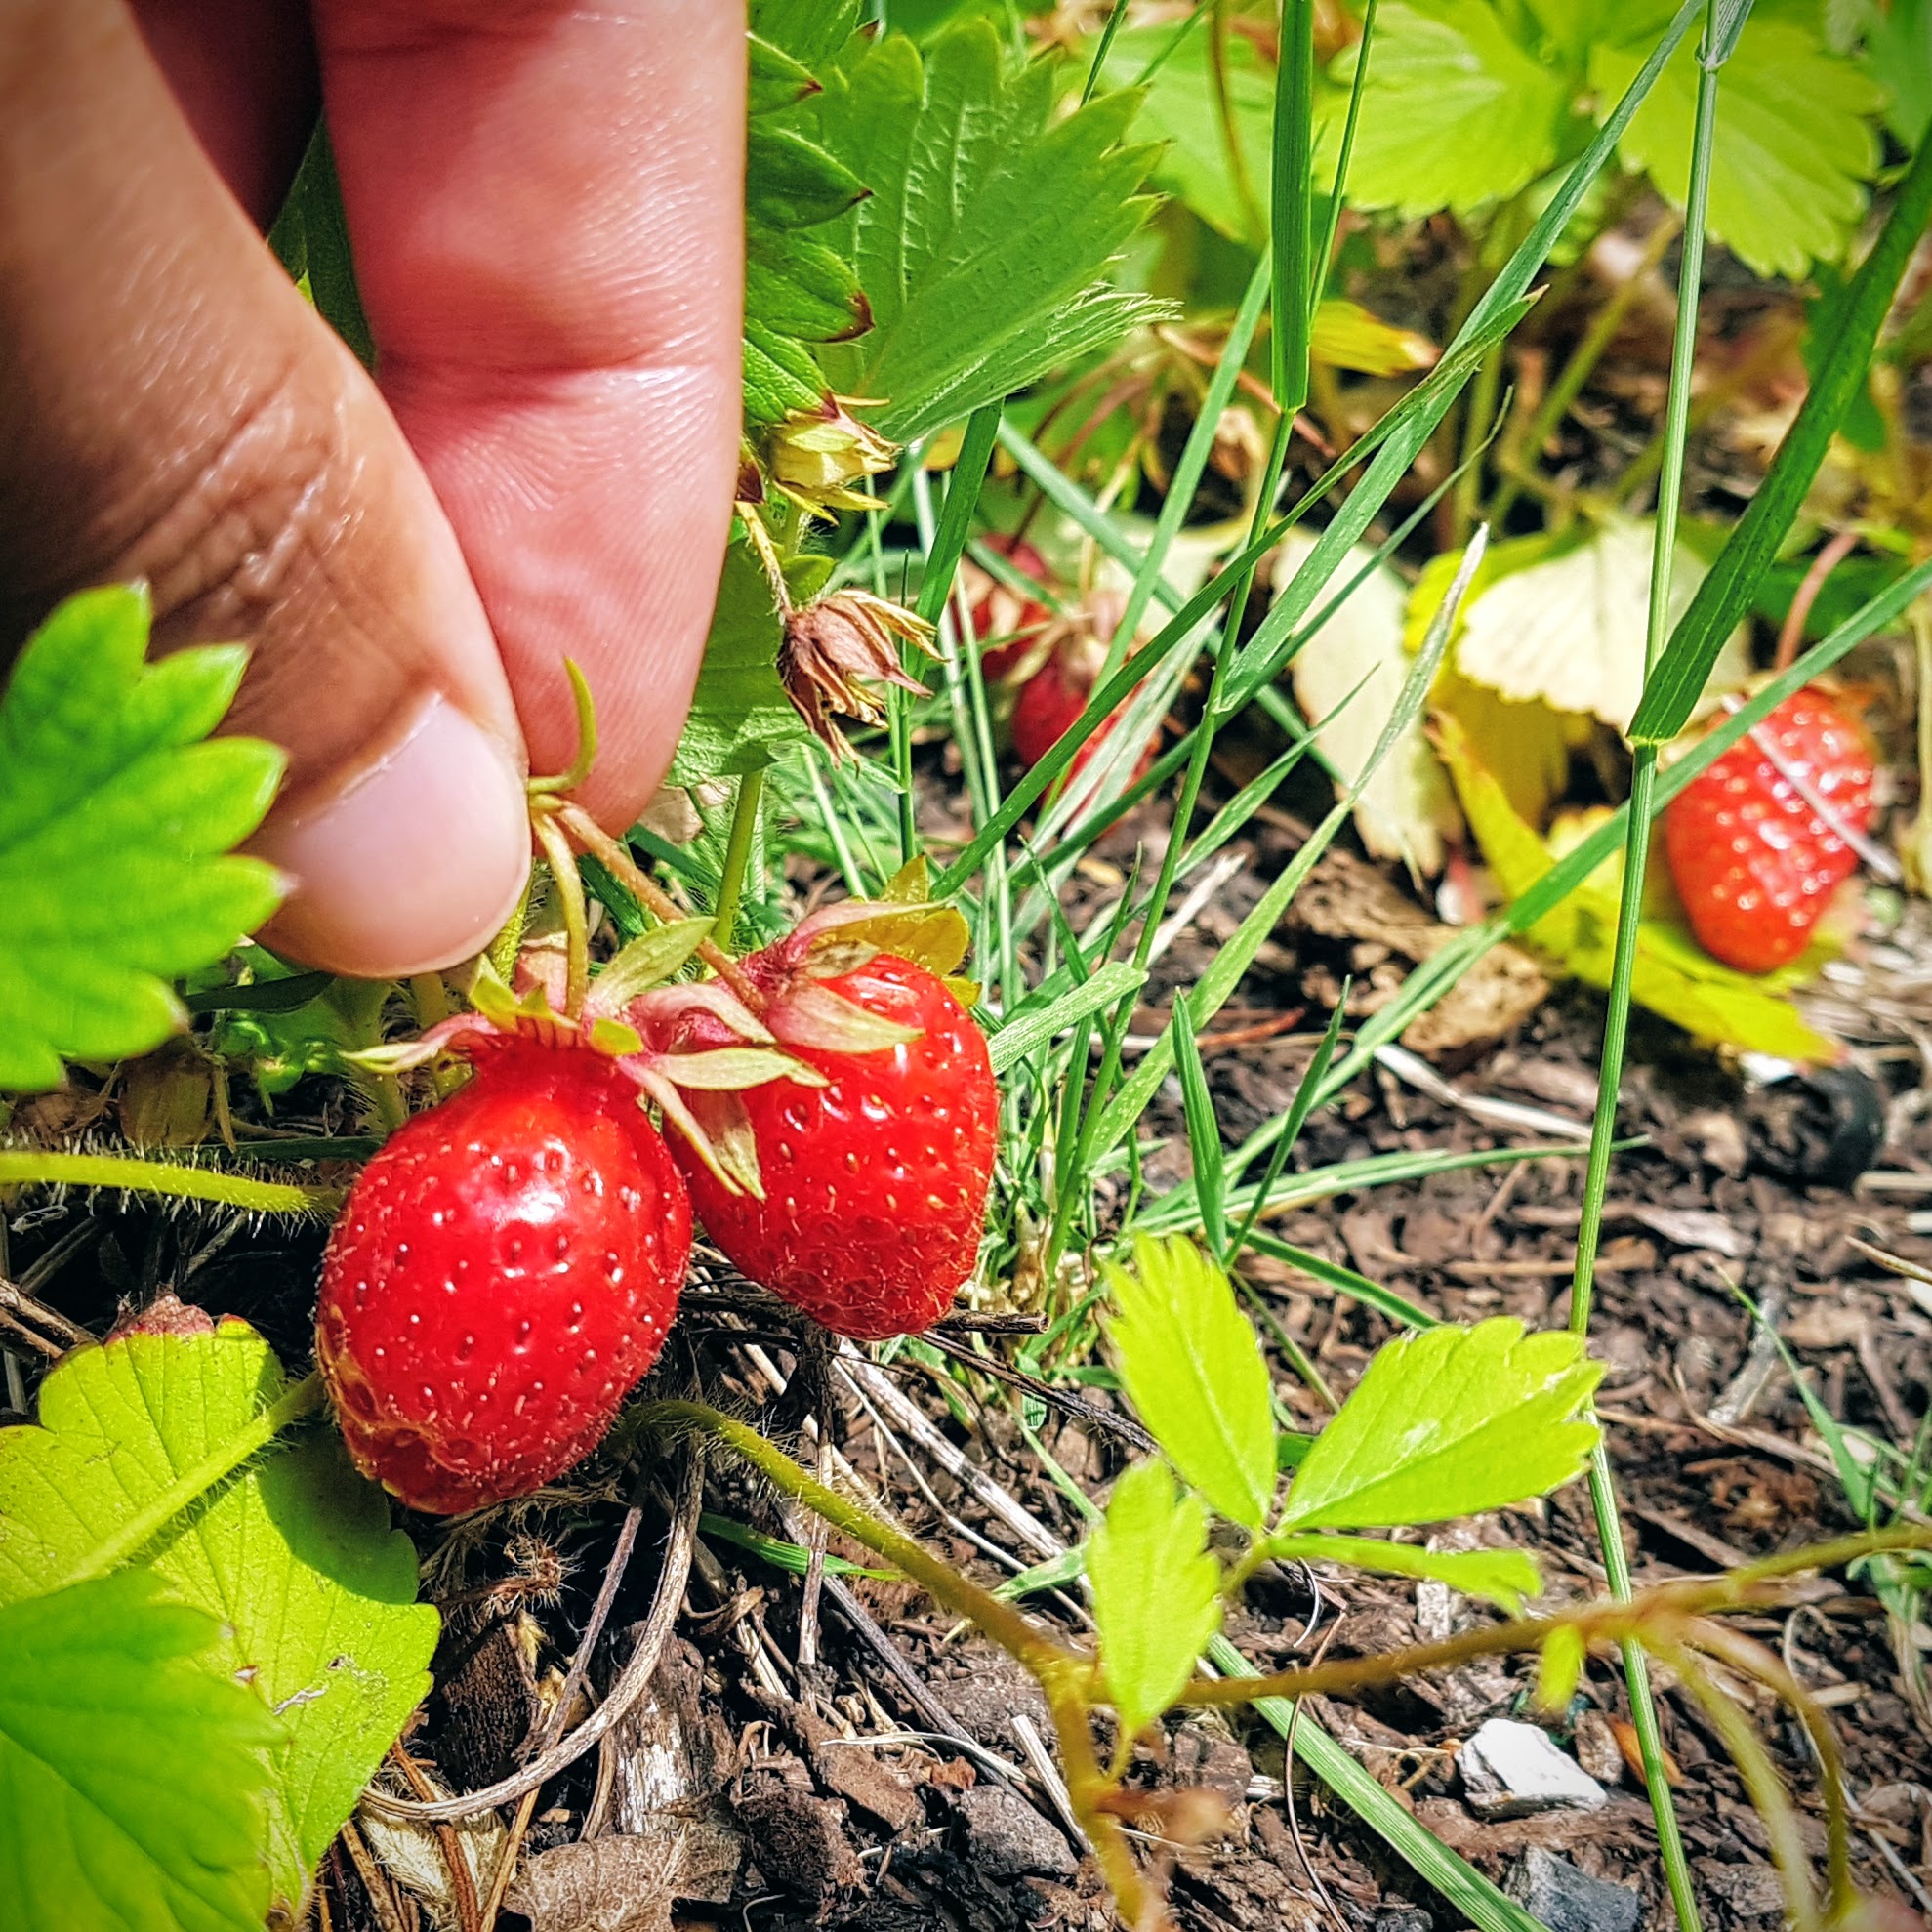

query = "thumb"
[{"left": 0, "top": 0, "right": 533, "bottom": 980}]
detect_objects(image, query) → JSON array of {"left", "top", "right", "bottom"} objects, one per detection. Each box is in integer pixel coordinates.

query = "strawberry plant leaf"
[
  {"left": 0, "top": 1569, "right": 280, "bottom": 1932},
  {"left": 1102, "top": 1235, "right": 1276, "bottom": 1530},
  {"left": 1087, "top": 1460, "right": 1223, "bottom": 1741},
  {"left": 807, "top": 20, "right": 1170, "bottom": 442},
  {"left": 1278, "top": 1318, "right": 1601, "bottom": 1531},
  {"left": 1268, "top": 1533, "right": 1541, "bottom": 1615},
  {"left": 0, "top": 1317, "right": 436, "bottom": 1920},
  {"left": 672, "top": 541, "right": 812, "bottom": 785},
  {"left": 742, "top": 17, "right": 868, "bottom": 432},
  {"left": 1322, "top": 1, "right": 1574, "bottom": 218},
  {"left": 1591, "top": 12, "right": 1884, "bottom": 278},
  {"left": 0, "top": 585, "right": 285, "bottom": 1093}
]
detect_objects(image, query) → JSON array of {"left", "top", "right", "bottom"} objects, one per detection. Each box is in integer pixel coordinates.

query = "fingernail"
[{"left": 257, "top": 694, "right": 530, "bottom": 978}]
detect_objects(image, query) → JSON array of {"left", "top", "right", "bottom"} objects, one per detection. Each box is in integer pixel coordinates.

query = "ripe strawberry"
[
  {"left": 1010, "top": 633, "right": 1159, "bottom": 783},
  {"left": 317, "top": 1035, "right": 691, "bottom": 1514},
  {"left": 1663, "top": 687, "right": 1875, "bottom": 973},
  {"left": 662, "top": 940, "right": 997, "bottom": 1339},
  {"left": 965, "top": 532, "right": 1053, "bottom": 681}
]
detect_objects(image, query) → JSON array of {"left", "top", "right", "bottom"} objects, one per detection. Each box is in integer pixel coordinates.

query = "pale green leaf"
[
  {"left": 0, "top": 586, "right": 285, "bottom": 1092},
  {"left": 669, "top": 542, "right": 810, "bottom": 787},
  {"left": 1538, "top": 1624, "right": 1587, "bottom": 1712},
  {"left": 1322, "top": 1, "right": 1574, "bottom": 218},
  {"left": 1087, "top": 1461, "right": 1223, "bottom": 1741},
  {"left": 1279, "top": 1319, "right": 1602, "bottom": 1531},
  {"left": 0, "top": 1570, "right": 280, "bottom": 1932},
  {"left": 1268, "top": 1533, "right": 1541, "bottom": 1614},
  {"left": 0, "top": 1319, "right": 436, "bottom": 1919},
  {"left": 1592, "top": 14, "right": 1884, "bottom": 277},
  {"left": 1102, "top": 1235, "right": 1276, "bottom": 1529},
  {"left": 809, "top": 21, "right": 1169, "bottom": 441}
]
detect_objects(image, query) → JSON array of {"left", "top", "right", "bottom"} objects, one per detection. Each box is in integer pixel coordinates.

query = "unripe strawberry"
[
  {"left": 1663, "top": 687, "right": 1875, "bottom": 973},
  {"left": 317, "top": 1036, "right": 691, "bottom": 1514},
  {"left": 964, "top": 533, "right": 1054, "bottom": 681}
]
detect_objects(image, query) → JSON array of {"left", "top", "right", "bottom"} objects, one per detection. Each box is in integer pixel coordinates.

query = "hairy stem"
[
  {"left": 0, "top": 1151, "right": 340, "bottom": 1216},
  {"left": 711, "top": 767, "right": 766, "bottom": 950}
]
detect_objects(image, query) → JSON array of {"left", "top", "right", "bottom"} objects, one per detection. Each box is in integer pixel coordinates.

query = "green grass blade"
[
  {"left": 1628, "top": 127, "right": 1932, "bottom": 745},
  {"left": 1272, "top": 1, "right": 1316, "bottom": 411}
]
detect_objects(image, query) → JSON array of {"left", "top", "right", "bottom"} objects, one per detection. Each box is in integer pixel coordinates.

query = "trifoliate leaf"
[
  {"left": 742, "top": 23, "right": 869, "bottom": 430},
  {"left": 1592, "top": 13, "right": 1884, "bottom": 278},
  {"left": 1436, "top": 711, "right": 1842, "bottom": 1061},
  {"left": 1267, "top": 1533, "right": 1541, "bottom": 1615},
  {"left": 1275, "top": 529, "right": 1460, "bottom": 877},
  {"left": 1321, "top": 1, "right": 1574, "bottom": 218},
  {"left": 1448, "top": 514, "right": 1752, "bottom": 734},
  {"left": 0, "top": 1569, "right": 279, "bottom": 1932},
  {"left": 808, "top": 21, "right": 1170, "bottom": 442},
  {"left": 670, "top": 542, "right": 811, "bottom": 787},
  {"left": 1088, "top": 1461, "right": 1222, "bottom": 1741},
  {"left": 0, "top": 1317, "right": 436, "bottom": 1920},
  {"left": 1279, "top": 1319, "right": 1601, "bottom": 1531},
  {"left": 1102, "top": 1235, "right": 1276, "bottom": 1530},
  {"left": 0, "top": 586, "right": 285, "bottom": 1092}
]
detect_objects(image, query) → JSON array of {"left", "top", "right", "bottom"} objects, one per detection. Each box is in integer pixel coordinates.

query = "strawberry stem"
[
  {"left": 532, "top": 810, "right": 593, "bottom": 1019},
  {"left": 711, "top": 767, "right": 765, "bottom": 948},
  {"left": 524, "top": 658, "right": 600, "bottom": 799},
  {"left": 555, "top": 803, "right": 768, "bottom": 1014},
  {"left": 0, "top": 1151, "right": 341, "bottom": 1215}
]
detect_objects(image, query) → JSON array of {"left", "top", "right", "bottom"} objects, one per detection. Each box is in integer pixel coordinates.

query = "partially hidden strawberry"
[
  {"left": 1010, "top": 631, "right": 1160, "bottom": 783},
  {"left": 1663, "top": 686, "right": 1876, "bottom": 973},
  {"left": 653, "top": 916, "right": 998, "bottom": 1340},
  {"left": 317, "top": 1033, "right": 692, "bottom": 1514},
  {"left": 964, "top": 532, "right": 1053, "bottom": 682}
]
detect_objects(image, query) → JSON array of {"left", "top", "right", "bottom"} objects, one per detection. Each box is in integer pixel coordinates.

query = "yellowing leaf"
[
  {"left": 1276, "top": 529, "right": 1460, "bottom": 876},
  {"left": 1450, "top": 515, "right": 1751, "bottom": 733},
  {"left": 1437, "top": 712, "right": 1839, "bottom": 1061},
  {"left": 1311, "top": 298, "right": 1438, "bottom": 377}
]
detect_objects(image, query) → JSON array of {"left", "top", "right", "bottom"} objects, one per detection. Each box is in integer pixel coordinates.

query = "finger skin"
[
  {"left": 0, "top": 0, "right": 531, "bottom": 977},
  {"left": 315, "top": 0, "right": 747, "bottom": 831}
]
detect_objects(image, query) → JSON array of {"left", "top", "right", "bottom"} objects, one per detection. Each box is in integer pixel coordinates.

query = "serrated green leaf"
[
  {"left": 1591, "top": 14, "right": 1884, "bottom": 277},
  {"left": 1268, "top": 1533, "right": 1541, "bottom": 1614},
  {"left": 0, "top": 1569, "right": 280, "bottom": 1932},
  {"left": 0, "top": 586, "right": 286, "bottom": 1092},
  {"left": 1102, "top": 1235, "right": 1276, "bottom": 1529},
  {"left": 751, "top": 0, "right": 862, "bottom": 76},
  {"left": 1323, "top": 1, "right": 1574, "bottom": 218},
  {"left": 1279, "top": 1319, "right": 1602, "bottom": 1531},
  {"left": 0, "top": 1319, "right": 436, "bottom": 1919},
  {"left": 808, "top": 21, "right": 1170, "bottom": 441},
  {"left": 1087, "top": 1460, "right": 1223, "bottom": 1741},
  {"left": 669, "top": 543, "right": 811, "bottom": 787},
  {"left": 749, "top": 32, "right": 818, "bottom": 116}
]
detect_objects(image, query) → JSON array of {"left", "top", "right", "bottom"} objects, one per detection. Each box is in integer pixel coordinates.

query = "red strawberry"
[
  {"left": 1010, "top": 634, "right": 1159, "bottom": 783},
  {"left": 663, "top": 941, "right": 997, "bottom": 1339},
  {"left": 317, "top": 1035, "right": 691, "bottom": 1514},
  {"left": 965, "top": 533, "right": 1053, "bottom": 682},
  {"left": 1663, "top": 687, "right": 1875, "bottom": 973}
]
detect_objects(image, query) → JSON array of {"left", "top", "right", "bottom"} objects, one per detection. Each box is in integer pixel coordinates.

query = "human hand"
[{"left": 0, "top": 0, "right": 745, "bottom": 978}]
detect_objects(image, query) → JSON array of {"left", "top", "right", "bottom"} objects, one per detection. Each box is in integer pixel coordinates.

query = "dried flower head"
[{"left": 779, "top": 590, "right": 939, "bottom": 757}]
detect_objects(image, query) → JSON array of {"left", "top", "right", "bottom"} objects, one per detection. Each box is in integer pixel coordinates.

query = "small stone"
[
  {"left": 1375, "top": 1909, "right": 1435, "bottom": 1932},
  {"left": 1572, "top": 1709, "right": 1626, "bottom": 1787},
  {"left": 1505, "top": 1849, "right": 1642, "bottom": 1932},
  {"left": 1459, "top": 1719, "right": 1607, "bottom": 1819},
  {"left": 955, "top": 1784, "right": 1079, "bottom": 1881}
]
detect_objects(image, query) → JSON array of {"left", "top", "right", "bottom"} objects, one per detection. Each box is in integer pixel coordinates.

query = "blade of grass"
[
  {"left": 1629, "top": 124, "right": 1932, "bottom": 745},
  {"left": 1271, "top": 0, "right": 1316, "bottom": 413},
  {"left": 1570, "top": 15, "right": 1725, "bottom": 1924},
  {"left": 1172, "top": 994, "right": 1229, "bottom": 1255},
  {"left": 1226, "top": 987, "right": 1349, "bottom": 1266},
  {"left": 1083, "top": 526, "right": 1487, "bottom": 1164},
  {"left": 1081, "top": 0, "right": 1131, "bottom": 104}
]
